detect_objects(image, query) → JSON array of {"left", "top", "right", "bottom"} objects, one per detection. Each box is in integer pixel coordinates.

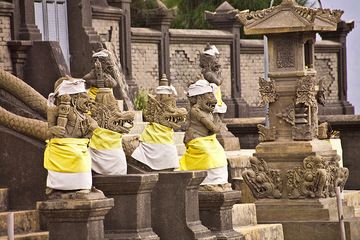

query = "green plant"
[{"left": 134, "top": 88, "right": 150, "bottom": 111}]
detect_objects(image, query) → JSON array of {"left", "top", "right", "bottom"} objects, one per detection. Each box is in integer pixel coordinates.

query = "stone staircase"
[
  {"left": 233, "top": 204, "right": 284, "bottom": 240},
  {"left": 0, "top": 188, "right": 48, "bottom": 240}
]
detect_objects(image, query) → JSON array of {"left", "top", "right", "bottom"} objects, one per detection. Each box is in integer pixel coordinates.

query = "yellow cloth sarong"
[
  {"left": 87, "top": 86, "right": 99, "bottom": 100},
  {"left": 89, "top": 127, "right": 122, "bottom": 150},
  {"left": 44, "top": 138, "right": 91, "bottom": 173},
  {"left": 89, "top": 127, "right": 127, "bottom": 175},
  {"left": 215, "top": 86, "right": 223, "bottom": 107},
  {"left": 140, "top": 122, "right": 174, "bottom": 144},
  {"left": 179, "top": 134, "right": 227, "bottom": 171}
]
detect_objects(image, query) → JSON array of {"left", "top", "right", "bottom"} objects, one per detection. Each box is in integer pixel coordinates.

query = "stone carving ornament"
[
  {"left": 242, "top": 157, "right": 282, "bottom": 199},
  {"left": 259, "top": 77, "right": 278, "bottom": 107},
  {"left": 287, "top": 155, "right": 349, "bottom": 199},
  {"left": 276, "top": 104, "right": 295, "bottom": 125},
  {"left": 257, "top": 124, "right": 276, "bottom": 142}
]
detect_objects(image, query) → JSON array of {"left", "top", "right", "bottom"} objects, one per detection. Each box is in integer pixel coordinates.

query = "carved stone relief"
[
  {"left": 242, "top": 157, "right": 282, "bottom": 199},
  {"left": 276, "top": 39, "right": 295, "bottom": 68},
  {"left": 292, "top": 124, "right": 312, "bottom": 141},
  {"left": 258, "top": 124, "right": 276, "bottom": 142},
  {"left": 259, "top": 77, "right": 278, "bottom": 107},
  {"left": 276, "top": 104, "right": 295, "bottom": 125},
  {"left": 286, "top": 155, "right": 349, "bottom": 199},
  {"left": 296, "top": 75, "right": 317, "bottom": 107}
]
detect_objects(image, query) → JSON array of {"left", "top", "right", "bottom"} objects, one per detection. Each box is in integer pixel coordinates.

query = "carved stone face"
[
  {"left": 144, "top": 94, "right": 187, "bottom": 130},
  {"left": 89, "top": 89, "right": 135, "bottom": 134},
  {"left": 196, "top": 92, "right": 217, "bottom": 113},
  {"left": 106, "top": 110, "right": 135, "bottom": 133},
  {"left": 72, "top": 92, "right": 93, "bottom": 113}
]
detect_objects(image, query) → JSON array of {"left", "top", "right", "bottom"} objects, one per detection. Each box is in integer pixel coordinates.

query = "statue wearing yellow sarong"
[
  {"left": 180, "top": 80, "right": 228, "bottom": 186},
  {"left": 45, "top": 77, "right": 98, "bottom": 195}
]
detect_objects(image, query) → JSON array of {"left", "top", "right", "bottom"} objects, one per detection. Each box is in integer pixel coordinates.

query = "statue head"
[
  {"left": 187, "top": 79, "right": 217, "bottom": 113},
  {"left": 144, "top": 85, "right": 187, "bottom": 130},
  {"left": 50, "top": 76, "right": 92, "bottom": 113}
]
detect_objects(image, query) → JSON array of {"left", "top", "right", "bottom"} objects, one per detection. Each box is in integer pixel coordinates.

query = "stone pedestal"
[
  {"left": 152, "top": 171, "right": 216, "bottom": 240},
  {"left": 37, "top": 197, "right": 114, "bottom": 240},
  {"left": 93, "top": 174, "right": 159, "bottom": 240},
  {"left": 256, "top": 198, "right": 360, "bottom": 240},
  {"left": 198, "top": 191, "right": 244, "bottom": 240}
]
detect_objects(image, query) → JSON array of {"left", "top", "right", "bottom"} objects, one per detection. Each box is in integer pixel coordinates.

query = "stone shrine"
[{"left": 237, "top": 0, "right": 360, "bottom": 239}]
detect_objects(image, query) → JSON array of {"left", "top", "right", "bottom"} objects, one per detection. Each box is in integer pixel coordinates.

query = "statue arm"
[{"left": 192, "top": 108, "right": 220, "bottom": 133}]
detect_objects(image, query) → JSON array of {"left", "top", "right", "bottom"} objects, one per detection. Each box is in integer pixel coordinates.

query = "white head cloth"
[
  {"left": 47, "top": 78, "right": 86, "bottom": 106},
  {"left": 187, "top": 79, "right": 213, "bottom": 97},
  {"left": 155, "top": 85, "right": 178, "bottom": 96},
  {"left": 92, "top": 49, "right": 110, "bottom": 58},
  {"left": 203, "top": 45, "right": 219, "bottom": 56}
]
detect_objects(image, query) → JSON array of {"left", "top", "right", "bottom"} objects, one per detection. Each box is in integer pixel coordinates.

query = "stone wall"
[
  {"left": 169, "top": 43, "right": 231, "bottom": 100},
  {"left": 315, "top": 52, "right": 338, "bottom": 102},
  {"left": 92, "top": 19, "right": 120, "bottom": 57},
  {"left": 131, "top": 42, "right": 159, "bottom": 92},
  {"left": 0, "top": 14, "right": 12, "bottom": 72}
]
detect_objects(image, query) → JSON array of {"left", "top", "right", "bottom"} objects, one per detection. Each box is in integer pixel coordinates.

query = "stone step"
[
  {"left": 0, "top": 210, "right": 40, "bottom": 236},
  {"left": 234, "top": 223, "right": 284, "bottom": 240},
  {"left": 0, "top": 189, "right": 8, "bottom": 212},
  {"left": 0, "top": 231, "right": 49, "bottom": 240},
  {"left": 232, "top": 204, "right": 257, "bottom": 227}
]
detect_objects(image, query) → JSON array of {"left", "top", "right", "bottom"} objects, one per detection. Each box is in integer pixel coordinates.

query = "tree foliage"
[{"left": 131, "top": 0, "right": 316, "bottom": 29}]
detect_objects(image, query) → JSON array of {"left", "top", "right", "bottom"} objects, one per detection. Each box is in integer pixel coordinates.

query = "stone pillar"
[
  {"left": 319, "top": 20, "right": 355, "bottom": 114},
  {"left": 107, "top": 0, "right": 138, "bottom": 95},
  {"left": 198, "top": 191, "right": 244, "bottom": 240},
  {"left": 37, "top": 197, "right": 114, "bottom": 240},
  {"left": 0, "top": 1, "right": 14, "bottom": 73},
  {"left": 67, "top": 0, "right": 101, "bottom": 77},
  {"left": 152, "top": 171, "right": 216, "bottom": 240},
  {"left": 205, "top": 1, "right": 249, "bottom": 118},
  {"left": 8, "top": 40, "right": 32, "bottom": 79},
  {"left": 17, "top": 0, "right": 42, "bottom": 40},
  {"left": 93, "top": 174, "right": 160, "bottom": 240},
  {"left": 145, "top": 5, "right": 175, "bottom": 83}
]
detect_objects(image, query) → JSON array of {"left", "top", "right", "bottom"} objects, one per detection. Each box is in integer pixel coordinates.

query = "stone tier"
[
  {"left": 0, "top": 188, "right": 49, "bottom": 239},
  {"left": 232, "top": 203, "right": 284, "bottom": 240}
]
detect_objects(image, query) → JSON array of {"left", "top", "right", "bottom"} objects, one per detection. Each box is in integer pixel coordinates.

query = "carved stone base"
[
  {"left": 151, "top": 171, "right": 216, "bottom": 240},
  {"left": 198, "top": 191, "right": 244, "bottom": 240},
  {"left": 37, "top": 197, "right": 114, "bottom": 240},
  {"left": 93, "top": 174, "right": 159, "bottom": 240},
  {"left": 255, "top": 197, "right": 360, "bottom": 240}
]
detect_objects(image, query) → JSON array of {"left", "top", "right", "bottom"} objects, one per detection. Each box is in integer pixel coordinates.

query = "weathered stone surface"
[
  {"left": 37, "top": 198, "right": 114, "bottom": 240},
  {"left": 198, "top": 190, "right": 243, "bottom": 240},
  {"left": 234, "top": 224, "right": 284, "bottom": 240},
  {"left": 5, "top": 231, "right": 49, "bottom": 239},
  {"left": 0, "top": 210, "right": 39, "bottom": 236},
  {"left": 93, "top": 174, "right": 159, "bottom": 240},
  {"left": 281, "top": 220, "right": 360, "bottom": 240},
  {"left": 0, "top": 189, "right": 8, "bottom": 211},
  {"left": 151, "top": 171, "right": 216, "bottom": 240},
  {"left": 232, "top": 204, "right": 257, "bottom": 227}
]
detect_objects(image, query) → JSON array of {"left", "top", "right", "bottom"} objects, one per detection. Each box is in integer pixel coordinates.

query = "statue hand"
[{"left": 49, "top": 126, "right": 66, "bottom": 138}]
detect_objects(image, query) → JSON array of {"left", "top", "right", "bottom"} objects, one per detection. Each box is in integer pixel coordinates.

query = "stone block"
[
  {"left": 198, "top": 190, "right": 244, "bottom": 240},
  {"left": 234, "top": 224, "right": 284, "bottom": 240},
  {"left": 0, "top": 210, "right": 40, "bottom": 236},
  {"left": 151, "top": 171, "right": 216, "bottom": 240},
  {"left": 37, "top": 197, "right": 114, "bottom": 240},
  {"left": 231, "top": 178, "right": 255, "bottom": 204},
  {"left": 281, "top": 220, "right": 360, "bottom": 240},
  {"left": 93, "top": 174, "right": 159, "bottom": 240},
  {"left": 232, "top": 204, "right": 257, "bottom": 227}
]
